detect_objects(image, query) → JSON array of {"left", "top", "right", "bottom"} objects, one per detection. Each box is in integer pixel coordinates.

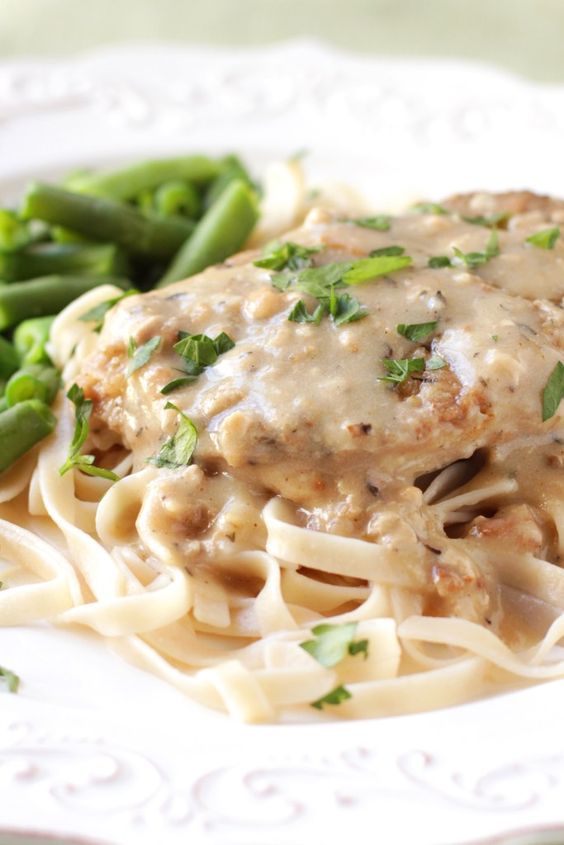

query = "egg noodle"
[{"left": 1, "top": 175, "right": 564, "bottom": 722}]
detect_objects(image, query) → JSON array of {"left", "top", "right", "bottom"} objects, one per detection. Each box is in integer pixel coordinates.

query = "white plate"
[{"left": 2, "top": 41, "right": 564, "bottom": 845}]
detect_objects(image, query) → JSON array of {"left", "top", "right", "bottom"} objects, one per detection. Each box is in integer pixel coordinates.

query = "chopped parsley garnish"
[
  {"left": 396, "top": 320, "right": 438, "bottom": 342},
  {"left": 79, "top": 289, "right": 138, "bottom": 332},
  {"left": 275, "top": 255, "right": 410, "bottom": 328},
  {"left": 453, "top": 229, "right": 499, "bottom": 268},
  {"left": 428, "top": 255, "right": 452, "bottom": 269},
  {"left": 370, "top": 245, "right": 405, "bottom": 257},
  {"left": 328, "top": 291, "right": 368, "bottom": 325},
  {"left": 526, "top": 227, "right": 560, "bottom": 250},
  {"left": 301, "top": 622, "right": 369, "bottom": 668},
  {"left": 272, "top": 255, "right": 411, "bottom": 298},
  {"left": 148, "top": 402, "right": 198, "bottom": 469},
  {"left": 344, "top": 215, "right": 391, "bottom": 231},
  {"left": 426, "top": 355, "right": 446, "bottom": 370},
  {"left": 0, "top": 665, "right": 19, "bottom": 693},
  {"left": 59, "top": 384, "right": 118, "bottom": 481},
  {"left": 343, "top": 255, "right": 412, "bottom": 284},
  {"left": 288, "top": 300, "right": 325, "bottom": 324},
  {"left": 348, "top": 640, "right": 370, "bottom": 657},
  {"left": 126, "top": 336, "right": 161, "bottom": 377},
  {"left": 254, "top": 241, "right": 323, "bottom": 272},
  {"left": 462, "top": 212, "right": 510, "bottom": 228},
  {"left": 311, "top": 684, "right": 352, "bottom": 710},
  {"left": 411, "top": 202, "right": 448, "bottom": 215},
  {"left": 174, "top": 331, "right": 235, "bottom": 367},
  {"left": 542, "top": 362, "right": 564, "bottom": 422},
  {"left": 162, "top": 331, "right": 235, "bottom": 393},
  {"left": 160, "top": 376, "right": 199, "bottom": 395},
  {"left": 289, "top": 290, "right": 367, "bottom": 327},
  {"left": 379, "top": 357, "right": 425, "bottom": 384}
]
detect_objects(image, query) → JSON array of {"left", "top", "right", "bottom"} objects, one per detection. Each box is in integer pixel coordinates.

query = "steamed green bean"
[
  {"left": 0, "top": 336, "right": 20, "bottom": 380},
  {"left": 153, "top": 180, "right": 201, "bottom": 219},
  {"left": 204, "top": 154, "right": 255, "bottom": 210},
  {"left": 0, "top": 275, "right": 129, "bottom": 330},
  {"left": 22, "top": 183, "right": 195, "bottom": 259},
  {"left": 0, "top": 243, "right": 128, "bottom": 282},
  {"left": 0, "top": 399, "right": 57, "bottom": 473},
  {"left": 5, "top": 365, "right": 60, "bottom": 408},
  {"left": 13, "top": 316, "right": 55, "bottom": 364},
  {"left": 158, "top": 179, "right": 259, "bottom": 286},
  {"left": 67, "top": 155, "right": 223, "bottom": 201}
]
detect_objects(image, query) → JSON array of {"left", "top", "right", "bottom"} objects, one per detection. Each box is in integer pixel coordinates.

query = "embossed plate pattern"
[{"left": 2, "top": 41, "right": 564, "bottom": 845}]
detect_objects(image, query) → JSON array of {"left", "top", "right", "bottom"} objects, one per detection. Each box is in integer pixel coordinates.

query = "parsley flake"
[
  {"left": 164, "top": 331, "right": 235, "bottom": 392},
  {"left": 428, "top": 256, "right": 452, "bottom": 269},
  {"left": 126, "top": 336, "right": 161, "bottom": 377},
  {"left": 396, "top": 321, "right": 438, "bottom": 342},
  {"left": 342, "top": 255, "right": 412, "bottom": 285},
  {"left": 328, "top": 288, "right": 368, "bottom": 325},
  {"left": 370, "top": 245, "right": 405, "bottom": 257},
  {"left": 526, "top": 227, "right": 560, "bottom": 250},
  {"left": 300, "top": 622, "right": 369, "bottom": 668},
  {"left": 79, "top": 289, "right": 138, "bottom": 332},
  {"left": 148, "top": 402, "right": 198, "bottom": 469},
  {"left": 271, "top": 256, "right": 411, "bottom": 297},
  {"left": 411, "top": 202, "right": 448, "bottom": 215},
  {"left": 59, "top": 384, "right": 118, "bottom": 481},
  {"left": 462, "top": 212, "right": 510, "bottom": 228},
  {"left": 426, "top": 355, "right": 446, "bottom": 370},
  {"left": 453, "top": 230, "right": 499, "bottom": 268},
  {"left": 160, "top": 375, "right": 199, "bottom": 395},
  {"left": 380, "top": 357, "right": 425, "bottom": 384},
  {"left": 343, "top": 215, "right": 391, "bottom": 231},
  {"left": 288, "top": 300, "right": 325, "bottom": 324},
  {"left": 254, "top": 241, "right": 323, "bottom": 272},
  {"left": 348, "top": 639, "right": 369, "bottom": 658},
  {"left": 311, "top": 684, "right": 352, "bottom": 710},
  {"left": 0, "top": 665, "right": 19, "bottom": 693},
  {"left": 542, "top": 361, "right": 564, "bottom": 422}
]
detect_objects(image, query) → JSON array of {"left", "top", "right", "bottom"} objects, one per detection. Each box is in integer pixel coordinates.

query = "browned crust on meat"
[{"left": 441, "top": 190, "right": 564, "bottom": 218}]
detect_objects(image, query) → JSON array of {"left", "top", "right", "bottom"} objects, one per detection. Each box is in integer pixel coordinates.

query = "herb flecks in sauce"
[
  {"left": 162, "top": 331, "right": 235, "bottom": 394},
  {"left": 453, "top": 230, "right": 500, "bottom": 268},
  {"left": 0, "top": 666, "right": 19, "bottom": 693},
  {"left": 379, "top": 357, "right": 426, "bottom": 385},
  {"left": 126, "top": 336, "right": 161, "bottom": 377},
  {"left": 526, "top": 227, "right": 560, "bottom": 250},
  {"left": 542, "top": 362, "right": 564, "bottom": 422},
  {"left": 311, "top": 684, "right": 352, "bottom": 710},
  {"left": 301, "top": 622, "right": 369, "bottom": 667},
  {"left": 396, "top": 321, "right": 438, "bottom": 342},
  {"left": 59, "top": 384, "right": 119, "bottom": 481},
  {"left": 148, "top": 402, "right": 198, "bottom": 468}
]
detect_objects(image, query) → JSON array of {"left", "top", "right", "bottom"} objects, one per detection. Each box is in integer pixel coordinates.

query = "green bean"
[
  {"left": 5, "top": 371, "right": 46, "bottom": 406},
  {"left": 5, "top": 365, "right": 60, "bottom": 407},
  {"left": 0, "top": 335, "right": 20, "bottom": 380},
  {"left": 21, "top": 183, "right": 195, "bottom": 259},
  {"left": 0, "top": 275, "right": 129, "bottom": 330},
  {"left": 0, "top": 243, "right": 129, "bottom": 282},
  {"left": 0, "top": 210, "right": 31, "bottom": 252},
  {"left": 204, "top": 155, "right": 255, "bottom": 210},
  {"left": 13, "top": 316, "right": 55, "bottom": 364},
  {"left": 153, "top": 180, "right": 201, "bottom": 219},
  {"left": 158, "top": 180, "right": 259, "bottom": 286},
  {"left": 52, "top": 226, "right": 93, "bottom": 245},
  {"left": 0, "top": 399, "right": 56, "bottom": 474},
  {"left": 66, "top": 156, "right": 223, "bottom": 201}
]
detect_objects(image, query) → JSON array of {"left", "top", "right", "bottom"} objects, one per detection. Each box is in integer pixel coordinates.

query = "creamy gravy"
[{"left": 77, "top": 193, "right": 564, "bottom": 629}]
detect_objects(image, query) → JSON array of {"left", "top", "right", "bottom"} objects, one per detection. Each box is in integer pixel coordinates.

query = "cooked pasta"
[{"left": 1, "top": 186, "right": 563, "bottom": 722}]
